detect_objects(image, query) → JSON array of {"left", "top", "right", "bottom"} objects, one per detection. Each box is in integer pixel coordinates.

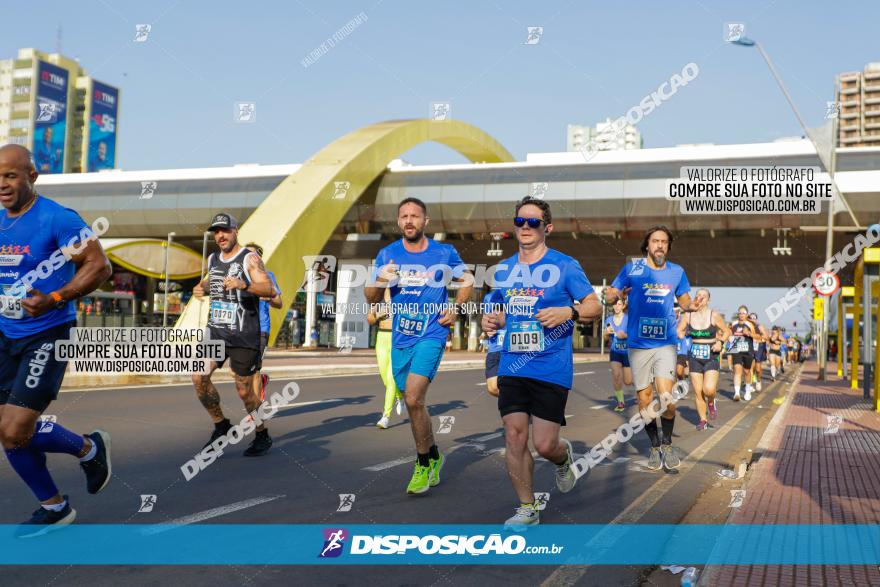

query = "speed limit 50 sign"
[{"left": 814, "top": 271, "right": 840, "bottom": 297}]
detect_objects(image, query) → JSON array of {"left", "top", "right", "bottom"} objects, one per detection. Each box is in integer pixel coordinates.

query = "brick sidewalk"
[{"left": 711, "top": 361, "right": 880, "bottom": 587}]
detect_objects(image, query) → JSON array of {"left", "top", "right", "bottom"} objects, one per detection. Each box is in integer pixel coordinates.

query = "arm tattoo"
[{"left": 247, "top": 253, "right": 269, "bottom": 279}]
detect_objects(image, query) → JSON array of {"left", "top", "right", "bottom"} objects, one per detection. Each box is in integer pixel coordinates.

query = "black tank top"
[
  {"left": 206, "top": 248, "right": 261, "bottom": 349},
  {"left": 730, "top": 321, "right": 754, "bottom": 352},
  {"left": 686, "top": 312, "right": 718, "bottom": 341}
]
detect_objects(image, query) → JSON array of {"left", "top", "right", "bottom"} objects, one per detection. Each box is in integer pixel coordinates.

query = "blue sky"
[{"left": 6, "top": 0, "right": 876, "bottom": 170}]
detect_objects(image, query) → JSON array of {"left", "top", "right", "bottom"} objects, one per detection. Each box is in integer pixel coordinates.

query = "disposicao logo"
[{"left": 319, "top": 528, "right": 348, "bottom": 558}]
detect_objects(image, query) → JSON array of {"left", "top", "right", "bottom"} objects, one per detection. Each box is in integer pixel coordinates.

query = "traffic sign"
[{"left": 813, "top": 272, "right": 840, "bottom": 297}]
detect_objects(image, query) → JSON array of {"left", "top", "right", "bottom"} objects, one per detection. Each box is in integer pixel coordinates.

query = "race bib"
[
  {"left": 734, "top": 336, "right": 749, "bottom": 353},
  {"left": 210, "top": 300, "right": 236, "bottom": 325},
  {"left": 639, "top": 317, "right": 667, "bottom": 340},
  {"left": 507, "top": 321, "right": 544, "bottom": 353},
  {"left": 0, "top": 286, "right": 23, "bottom": 319},
  {"left": 612, "top": 339, "right": 627, "bottom": 352},
  {"left": 691, "top": 343, "right": 711, "bottom": 360},
  {"left": 496, "top": 330, "right": 506, "bottom": 346},
  {"left": 395, "top": 312, "right": 429, "bottom": 337}
]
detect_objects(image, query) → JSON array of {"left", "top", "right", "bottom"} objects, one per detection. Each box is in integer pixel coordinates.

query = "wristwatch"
[
  {"left": 50, "top": 291, "right": 65, "bottom": 309},
  {"left": 569, "top": 305, "right": 580, "bottom": 321}
]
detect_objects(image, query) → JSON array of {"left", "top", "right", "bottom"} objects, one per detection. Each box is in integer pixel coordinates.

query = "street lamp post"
[
  {"left": 162, "top": 232, "right": 175, "bottom": 327},
  {"left": 731, "top": 36, "right": 838, "bottom": 380}
]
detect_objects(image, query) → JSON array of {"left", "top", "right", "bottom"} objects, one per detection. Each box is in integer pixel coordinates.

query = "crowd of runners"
[{"left": 0, "top": 143, "right": 809, "bottom": 535}]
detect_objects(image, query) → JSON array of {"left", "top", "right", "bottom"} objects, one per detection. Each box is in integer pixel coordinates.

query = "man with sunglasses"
[
  {"left": 482, "top": 197, "right": 601, "bottom": 529},
  {"left": 604, "top": 226, "right": 693, "bottom": 472},
  {"left": 365, "top": 197, "right": 472, "bottom": 496}
]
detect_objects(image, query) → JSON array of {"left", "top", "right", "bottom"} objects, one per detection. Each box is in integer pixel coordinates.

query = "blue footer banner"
[{"left": 1, "top": 524, "right": 878, "bottom": 565}]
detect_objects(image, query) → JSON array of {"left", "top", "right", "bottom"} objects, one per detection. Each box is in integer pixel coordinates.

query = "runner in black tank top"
[
  {"left": 191, "top": 212, "right": 276, "bottom": 457},
  {"left": 676, "top": 289, "right": 730, "bottom": 430},
  {"left": 747, "top": 312, "right": 769, "bottom": 393},
  {"left": 767, "top": 326, "right": 784, "bottom": 380},
  {"left": 729, "top": 305, "right": 756, "bottom": 401}
]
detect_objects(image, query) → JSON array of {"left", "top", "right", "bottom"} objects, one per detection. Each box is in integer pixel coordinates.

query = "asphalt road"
[{"left": 0, "top": 360, "right": 798, "bottom": 586}]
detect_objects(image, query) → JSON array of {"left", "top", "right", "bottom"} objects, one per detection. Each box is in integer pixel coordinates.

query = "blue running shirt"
[
  {"left": 259, "top": 271, "right": 281, "bottom": 333},
  {"left": 611, "top": 259, "right": 690, "bottom": 350},
  {"left": 0, "top": 195, "right": 92, "bottom": 338},
  {"left": 677, "top": 335, "right": 692, "bottom": 356},
  {"left": 483, "top": 290, "right": 506, "bottom": 353},
  {"left": 604, "top": 312, "right": 628, "bottom": 352},
  {"left": 374, "top": 238, "right": 467, "bottom": 349},
  {"left": 496, "top": 248, "right": 594, "bottom": 389}
]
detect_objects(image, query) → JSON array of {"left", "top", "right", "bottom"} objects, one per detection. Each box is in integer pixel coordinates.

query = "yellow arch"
[{"left": 176, "top": 119, "right": 514, "bottom": 344}]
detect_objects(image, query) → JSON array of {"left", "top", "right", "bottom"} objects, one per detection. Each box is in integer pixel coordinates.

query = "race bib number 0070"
[{"left": 210, "top": 300, "right": 236, "bottom": 325}]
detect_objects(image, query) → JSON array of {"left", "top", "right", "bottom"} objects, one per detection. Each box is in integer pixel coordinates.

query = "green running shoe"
[
  {"left": 406, "top": 462, "right": 431, "bottom": 495},
  {"left": 429, "top": 452, "right": 445, "bottom": 487}
]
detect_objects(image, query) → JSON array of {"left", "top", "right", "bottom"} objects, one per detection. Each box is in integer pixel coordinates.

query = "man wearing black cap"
[{"left": 191, "top": 212, "right": 276, "bottom": 456}]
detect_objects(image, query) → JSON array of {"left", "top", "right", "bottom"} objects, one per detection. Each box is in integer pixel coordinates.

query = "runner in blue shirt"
[
  {"left": 604, "top": 299, "right": 631, "bottom": 412},
  {"left": 482, "top": 289, "right": 506, "bottom": 398},
  {"left": 246, "top": 243, "right": 282, "bottom": 402},
  {"left": 482, "top": 197, "right": 601, "bottom": 529},
  {"left": 605, "top": 225, "right": 693, "bottom": 472},
  {"left": 364, "top": 197, "right": 472, "bottom": 496},
  {"left": 674, "top": 312, "right": 692, "bottom": 400},
  {"left": 0, "top": 145, "right": 113, "bottom": 536}
]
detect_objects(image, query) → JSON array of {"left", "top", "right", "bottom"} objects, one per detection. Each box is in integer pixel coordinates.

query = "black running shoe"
[
  {"left": 15, "top": 496, "right": 76, "bottom": 538},
  {"left": 203, "top": 419, "right": 232, "bottom": 449},
  {"left": 243, "top": 431, "right": 272, "bottom": 457},
  {"left": 80, "top": 429, "right": 112, "bottom": 494}
]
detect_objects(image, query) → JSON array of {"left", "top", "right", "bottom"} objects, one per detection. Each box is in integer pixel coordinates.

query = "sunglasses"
[{"left": 513, "top": 217, "right": 545, "bottom": 229}]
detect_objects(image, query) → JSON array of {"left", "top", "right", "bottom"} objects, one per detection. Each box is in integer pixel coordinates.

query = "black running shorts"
[
  {"left": 498, "top": 375, "right": 568, "bottom": 425},
  {"left": 0, "top": 321, "right": 73, "bottom": 413}
]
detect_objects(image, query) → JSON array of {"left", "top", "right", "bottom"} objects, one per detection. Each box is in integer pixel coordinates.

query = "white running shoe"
[
  {"left": 395, "top": 397, "right": 403, "bottom": 416},
  {"left": 743, "top": 388, "right": 752, "bottom": 402},
  {"left": 555, "top": 438, "right": 577, "bottom": 493},
  {"left": 733, "top": 392, "right": 741, "bottom": 402},
  {"left": 504, "top": 504, "right": 539, "bottom": 531},
  {"left": 756, "top": 381, "right": 762, "bottom": 392},
  {"left": 376, "top": 416, "right": 390, "bottom": 429}
]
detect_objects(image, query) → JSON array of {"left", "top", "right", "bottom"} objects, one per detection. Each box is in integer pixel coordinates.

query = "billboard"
[
  {"left": 87, "top": 80, "right": 119, "bottom": 172},
  {"left": 33, "top": 60, "right": 69, "bottom": 174}
]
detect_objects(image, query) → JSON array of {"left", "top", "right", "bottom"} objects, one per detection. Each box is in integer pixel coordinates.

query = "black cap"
[{"left": 208, "top": 212, "right": 238, "bottom": 232}]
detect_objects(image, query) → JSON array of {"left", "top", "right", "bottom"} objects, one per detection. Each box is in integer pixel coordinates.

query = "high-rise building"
[
  {"left": 835, "top": 62, "right": 880, "bottom": 148},
  {"left": 0, "top": 48, "right": 120, "bottom": 173},
  {"left": 567, "top": 118, "right": 643, "bottom": 152}
]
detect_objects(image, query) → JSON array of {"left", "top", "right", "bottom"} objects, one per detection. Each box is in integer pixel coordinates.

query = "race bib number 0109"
[
  {"left": 507, "top": 321, "right": 544, "bottom": 353},
  {"left": 210, "top": 300, "right": 236, "bottom": 325}
]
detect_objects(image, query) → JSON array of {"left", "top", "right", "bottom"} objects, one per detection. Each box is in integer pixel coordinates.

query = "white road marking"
[
  {"left": 475, "top": 432, "right": 503, "bottom": 442},
  {"left": 363, "top": 456, "right": 413, "bottom": 472},
  {"left": 589, "top": 404, "right": 608, "bottom": 410},
  {"left": 141, "top": 495, "right": 284, "bottom": 535},
  {"left": 476, "top": 382, "right": 487, "bottom": 387},
  {"left": 274, "top": 399, "right": 343, "bottom": 410},
  {"left": 573, "top": 371, "right": 595, "bottom": 376}
]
